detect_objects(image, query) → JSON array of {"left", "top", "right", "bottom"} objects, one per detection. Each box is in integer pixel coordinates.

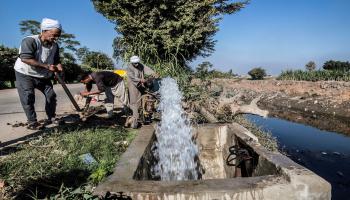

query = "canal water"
[{"left": 246, "top": 115, "right": 350, "bottom": 200}]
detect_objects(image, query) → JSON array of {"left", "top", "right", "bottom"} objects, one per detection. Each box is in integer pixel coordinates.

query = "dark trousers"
[{"left": 15, "top": 71, "right": 57, "bottom": 123}]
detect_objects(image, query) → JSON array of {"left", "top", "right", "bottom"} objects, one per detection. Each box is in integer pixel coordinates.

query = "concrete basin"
[{"left": 94, "top": 123, "right": 331, "bottom": 200}]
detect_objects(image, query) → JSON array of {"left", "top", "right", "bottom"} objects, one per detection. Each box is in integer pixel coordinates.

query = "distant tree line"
[
  {"left": 323, "top": 60, "right": 350, "bottom": 71},
  {"left": 194, "top": 61, "right": 236, "bottom": 81},
  {"left": 0, "top": 20, "right": 115, "bottom": 89},
  {"left": 184, "top": 60, "right": 350, "bottom": 82},
  {"left": 278, "top": 60, "right": 350, "bottom": 81}
]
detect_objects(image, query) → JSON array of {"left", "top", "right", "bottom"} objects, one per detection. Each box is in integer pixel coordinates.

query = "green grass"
[{"left": 0, "top": 126, "right": 136, "bottom": 199}]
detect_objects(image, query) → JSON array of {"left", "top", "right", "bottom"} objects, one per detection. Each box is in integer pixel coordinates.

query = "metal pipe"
[{"left": 55, "top": 72, "right": 81, "bottom": 112}]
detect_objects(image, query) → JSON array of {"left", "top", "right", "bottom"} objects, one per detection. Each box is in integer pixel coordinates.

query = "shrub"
[
  {"left": 305, "top": 61, "right": 316, "bottom": 71},
  {"left": 248, "top": 67, "right": 266, "bottom": 80}
]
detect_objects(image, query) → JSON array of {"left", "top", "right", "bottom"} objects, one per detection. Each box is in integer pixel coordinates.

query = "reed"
[{"left": 278, "top": 69, "right": 350, "bottom": 81}]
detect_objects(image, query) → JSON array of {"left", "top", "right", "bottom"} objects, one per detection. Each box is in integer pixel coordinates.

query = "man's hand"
[
  {"left": 48, "top": 65, "right": 57, "bottom": 72},
  {"left": 80, "top": 91, "right": 90, "bottom": 97},
  {"left": 48, "top": 64, "right": 63, "bottom": 72},
  {"left": 56, "top": 64, "right": 63, "bottom": 72},
  {"left": 153, "top": 73, "right": 160, "bottom": 78},
  {"left": 139, "top": 78, "right": 146, "bottom": 87}
]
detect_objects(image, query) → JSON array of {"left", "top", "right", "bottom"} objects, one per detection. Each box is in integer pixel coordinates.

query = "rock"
[{"left": 333, "top": 152, "right": 341, "bottom": 156}]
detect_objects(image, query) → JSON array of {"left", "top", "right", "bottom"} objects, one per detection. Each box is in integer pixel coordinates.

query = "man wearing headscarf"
[
  {"left": 14, "top": 18, "right": 63, "bottom": 129},
  {"left": 127, "top": 55, "right": 158, "bottom": 128}
]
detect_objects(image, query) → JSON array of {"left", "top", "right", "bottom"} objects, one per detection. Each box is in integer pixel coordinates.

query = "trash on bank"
[{"left": 79, "top": 153, "right": 98, "bottom": 166}]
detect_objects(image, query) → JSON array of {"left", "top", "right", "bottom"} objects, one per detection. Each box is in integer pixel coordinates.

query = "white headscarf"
[{"left": 40, "top": 18, "right": 62, "bottom": 32}]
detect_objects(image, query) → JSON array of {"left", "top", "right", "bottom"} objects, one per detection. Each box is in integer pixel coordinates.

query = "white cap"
[
  {"left": 41, "top": 18, "right": 62, "bottom": 31},
  {"left": 130, "top": 55, "right": 140, "bottom": 63}
]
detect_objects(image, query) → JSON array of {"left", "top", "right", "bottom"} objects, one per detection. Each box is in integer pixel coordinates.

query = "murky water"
[
  {"left": 152, "top": 77, "right": 198, "bottom": 181},
  {"left": 246, "top": 114, "right": 350, "bottom": 200}
]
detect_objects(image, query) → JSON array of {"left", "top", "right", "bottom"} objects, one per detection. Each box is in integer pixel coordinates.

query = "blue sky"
[{"left": 1, "top": 0, "right": 349, "bottom": 75}]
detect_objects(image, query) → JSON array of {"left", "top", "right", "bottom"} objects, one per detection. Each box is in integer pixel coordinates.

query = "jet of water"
[{"left": 153, "top": 77, "right": 198, "bottom": 181}]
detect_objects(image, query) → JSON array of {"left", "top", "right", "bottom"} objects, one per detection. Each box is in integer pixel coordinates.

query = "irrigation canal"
[{"left": 246, "top": 114, "right": 350, "bottom": 200}]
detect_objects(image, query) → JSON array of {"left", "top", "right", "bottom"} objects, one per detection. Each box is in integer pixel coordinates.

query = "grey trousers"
[
  {"left": 104, "top": 81, "right": 128, "bottom": 114},
  {"left": 128, "top": 83, "right": 144, "bottom": 123},
  {"left": 15, "top": 71, "right": 57, "bottom": 123}
]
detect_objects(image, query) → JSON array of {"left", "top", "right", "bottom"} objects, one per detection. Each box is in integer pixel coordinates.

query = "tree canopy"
[
  {"left": 77, "top": 47, "right": 114, "bottom": 70},
  {"left": 248, "top": 67, "right": 266, "bottom": 80},
  {"left": 92, "top": 0, "right": 248, "bottom": 75},
  {"left": 305, "top": 61, "right": 316, "bottom": 72}
]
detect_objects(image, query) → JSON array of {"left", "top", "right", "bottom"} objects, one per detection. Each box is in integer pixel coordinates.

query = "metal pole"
[{"left": 55, "top": 72, "right": 81, "bottom": 112}]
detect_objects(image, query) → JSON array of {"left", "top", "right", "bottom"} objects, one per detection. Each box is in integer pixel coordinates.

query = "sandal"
[{"left": 27, "top": 122, "right": 42, "bottom": 130}]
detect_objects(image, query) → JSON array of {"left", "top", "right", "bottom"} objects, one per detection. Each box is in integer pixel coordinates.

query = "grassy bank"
[
  {"left": 0, "top": 126, "right": 136, "bottom": 199},
  {"left": 233, "top": 115, "right": 278, "bottom": 152}
]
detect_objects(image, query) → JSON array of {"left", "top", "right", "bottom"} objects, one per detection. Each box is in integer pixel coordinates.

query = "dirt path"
[{"left": 0, "top": 84, "right": 84, "bottom": 146}]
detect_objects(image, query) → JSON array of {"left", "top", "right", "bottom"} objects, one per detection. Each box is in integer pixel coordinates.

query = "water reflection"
[
  {"left": 262, "top": 104, "right": 350, "bottom": 136},
  {"left": 246, "top": 114, "right": 350, "bottom": 200}
]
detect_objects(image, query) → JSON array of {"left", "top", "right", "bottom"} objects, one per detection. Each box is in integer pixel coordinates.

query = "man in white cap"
[
  {"left": 14, "top": 18, "right": 63, "bottom": 129},
  {"left": 127, "top": 55, "right": 158, "bottom": 128}
]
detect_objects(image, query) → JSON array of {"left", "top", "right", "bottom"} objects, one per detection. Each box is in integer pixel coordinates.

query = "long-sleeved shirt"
[{"left": 126, "top": 63, "right": 155, "bottom": 87}]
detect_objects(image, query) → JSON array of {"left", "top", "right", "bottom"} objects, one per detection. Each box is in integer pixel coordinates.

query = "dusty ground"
[{"left": 210, "top": 78, "right": 350, "bottom": 135}]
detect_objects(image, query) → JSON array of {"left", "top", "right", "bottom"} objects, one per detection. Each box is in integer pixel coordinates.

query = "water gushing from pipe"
[{"left": 153, "top": 77, "right": 198, "bottom": 180}]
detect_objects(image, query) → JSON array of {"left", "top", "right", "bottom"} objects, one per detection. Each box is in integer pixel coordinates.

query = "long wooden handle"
[{"left": 55, "top": 72, "right": 81, "bottom": 112}]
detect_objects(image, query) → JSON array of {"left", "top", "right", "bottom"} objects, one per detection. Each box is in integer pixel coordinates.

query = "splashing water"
[{"left": 153, "top": 77, "right": 198, "bottom": 181}]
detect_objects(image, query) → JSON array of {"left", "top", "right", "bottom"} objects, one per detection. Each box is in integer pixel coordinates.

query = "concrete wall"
[{"left": 94, "top": 123, "right": 331, "bottom": 200}]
